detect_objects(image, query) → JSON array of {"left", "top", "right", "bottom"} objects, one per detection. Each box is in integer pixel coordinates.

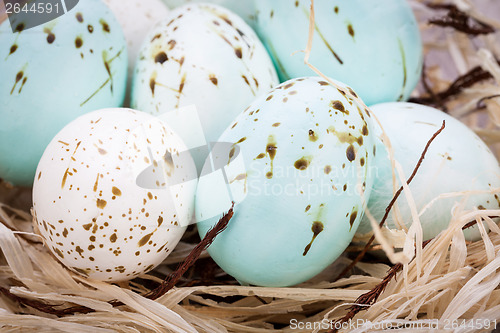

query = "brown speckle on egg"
[
  {"left": 209, "top": 74, "right": 218, "bottom": 86},
  {"left": 234, "top": 47, "right": 242, "bottom": 58},
  {"left": 362, "top": 124, "right": 369, "bottom": 136},
  {"left": 100, "top": 19, "right": 110, "bottom": 33},
  {"left": 112, "top": 187, "right": 121, "bottom": 196},
  {"left": 9, "top": 44, "right": 18, "bottom": 55},
  {"left": 348, "top": 87, "right": 358, "bottom": 98},
  {"left": 349, "top": 208, "right": 358, "bottom": 230},
  {"left": 15, "top": 23, "right": 25, "bottom": 33},
  {"left": 54, "top": 248, "right": 65, "bottom": 258},
  {"left": 347, "top": 24, "right": 355, "bottom": 38},
  {"left": 75, "top": 37, "right": 83, "bottom": 48},
  {"left": 255, "top": 153, "right": 265, "bottom": 159},
  {"left": 155, "top": 52, "right": 168, "bottom": 64},
  {"left": 346, "top": 145, "right": 355, "bottom": 162},
  {"left": 294, "top": 157, "right": 311, "bottom": 170},
  {"left": 150, "top": 77, "right": 156, "bottom": 96},
  {"left": 97, "top": 199, "right": 107, "bottom": 209},
  {"left": 308, "top": 129, "right": 318, "bottom": 142},
  {"left": 138, "top": 232, "right": 153, "bottom": 247},
  {"left": 303, "top": 221, "right": 324, "bottom": 256}
]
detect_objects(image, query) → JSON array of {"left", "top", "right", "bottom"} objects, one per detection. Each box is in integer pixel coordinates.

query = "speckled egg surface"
[
  {"left": 356, "top": 102, "right": 500, "bottom": 241},
  {"left": 103, "top": 0, "right": 169, "bottom": 102},
  {"left": 254, "top": 0, "right": 422, "bottom": 106},
  {"left": 33, "top": 108, "right": 196, "bottom": 281},
  {"left": 196, "top": 77, "right": 376, "bottom": 287},
  {"left": 0, "top": 0, "right": 127, "bottom": 186},
  {"left": 160, "top": 0, "right": 257, "bottom": 28},
  {"left": 131, "top": 3, "right": 278, "bottom": 167}
]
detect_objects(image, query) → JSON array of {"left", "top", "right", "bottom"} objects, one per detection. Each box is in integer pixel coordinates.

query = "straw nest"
[{"left": 1, "top": 0, "right": 500, "bottom": 332}]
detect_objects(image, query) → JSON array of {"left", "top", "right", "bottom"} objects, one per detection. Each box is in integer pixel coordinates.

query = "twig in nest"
[
  {"left": 330, "top": 218, "right": 487, "bottom": 332},
  {"left": 145, "top": 202, "right": 234, "bottom": 300},
  {"left": 330, "top": 240, "right": 433, "bottom": 333},
  {"left": 0, "top": 203, "right": 235, "bottom": 315},
  {"left": 333, "top": 121, "right": 446, "bottom": 282},
  {"left": 409, "top": 63, "right": 498, "bottom": 107},
  {"left": 476, "top": 94, "right": 500, "bottom": 110},
  {"left": 426, "top": 3, "right": 495, "bottom": 35}
]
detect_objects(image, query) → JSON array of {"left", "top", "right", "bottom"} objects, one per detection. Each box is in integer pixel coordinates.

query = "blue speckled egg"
[
  {"left": 195, "top": 77, "right": 376, "bottom": 287},
  {"left": 161, "top": 0, "right": 257, "bottom": 28},
  {"left": 356, "top": 102, "right": 500, "bottom": 241},
  {"left": 0, "top": 0, "right": 127, "bottom": 186},
  {"left": 254, "top": 0, "right": 423, "bottom": 106}
]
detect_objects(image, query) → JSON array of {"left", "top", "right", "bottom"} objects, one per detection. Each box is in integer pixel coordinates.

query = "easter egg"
[
  {"left": 131, "top": 3, "right": 278, "bottom": 170},
  {"left": 0, "top": 0, "right": 127, "bottom": 186},
  {"left": 196, "top": 77, "right": 376, "bottom": 287},
  {"left": 254, "top": 0, "right": 423, "bottom": 106},
  {"left": 160, "top": 0, "right": 257, "bottom": 28},
  {"left": 33, "top": 108, "right": 197, "bottom": 281},
  {"left": 356, "top": 102, "right": 500, "bottom": 241}
]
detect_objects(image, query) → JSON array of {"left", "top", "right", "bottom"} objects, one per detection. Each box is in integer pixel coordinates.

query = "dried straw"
[{"left": 1, "top": 0, "right": 500, "bottom": 331}]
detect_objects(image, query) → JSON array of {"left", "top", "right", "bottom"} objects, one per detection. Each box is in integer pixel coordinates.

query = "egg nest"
[{"left": 1, "top": 1, "right": 500, "bottom": 332}]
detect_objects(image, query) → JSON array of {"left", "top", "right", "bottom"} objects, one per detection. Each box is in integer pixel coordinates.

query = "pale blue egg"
[
  {"left": 161, "top": 0, "right": 257, "bottom": 28},
  {"left": 196, "top": 77, "right": 376, "bottom": 287},
  {"left": 131, "top": 3, "right": 278, "bottom": 171},
  {"left": 356, "top": 102, "right": 500, "bottom": 241},
  {"left": 0, "top": 0, "right": 127, "bottom": 186},
  {"left": 254, "top": 0, "right": 423, "bottom": 106}
]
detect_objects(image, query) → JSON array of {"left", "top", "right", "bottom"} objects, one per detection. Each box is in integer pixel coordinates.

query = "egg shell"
[
  {"left": 131, "top": 3, "right": 278, "bottom": 169},
  {"left": 160, "top": 0, "right": 257, "bottom": 28},
  {"left": 0, "top": 0, "right": 127, "bottom": 186},
  {"left": 356, "top": 102, "right": 500, "bottom": 241},
  {"left": 254, "top": 0, "right": 422, "bottom": 106},
  {"left": 195, "top": 77, "right": 376, "bottom": 287},
  {"left": 103, "top": 0, "right": 169, "bottom": 103},
  {"left": 33, "top": 108, "right": 196, "bottom": 281}
]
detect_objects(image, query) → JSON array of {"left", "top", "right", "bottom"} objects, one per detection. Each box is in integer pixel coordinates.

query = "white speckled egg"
[
  {"left": 0, "top": 0, "right": 127, "bottom": 186},
  {"left": 103, "top": 0, "right": 169, "bottom": 102},
  {"left": 33, "top": 108, "right": 196, "bottom": 281},
  {"left": 131, "top": 3, "right": 278, "bottom": 168},
  {"left": 196, "top": 77, "right": 376, "bottom": 287},
  {"left": 356, "top": 102, "right": 500, "bottom": 241},
  {"left": 254, "top": 0, "right": 422, "bottom": 106}
]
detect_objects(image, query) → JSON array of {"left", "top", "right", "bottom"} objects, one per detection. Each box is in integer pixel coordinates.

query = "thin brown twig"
[
  {"left": 476, "top": 94, "right": 500, "bottom": 110},
  {"left": 0, "top": 203, "right": 235, "bottom": 316},
  {"left": 145, "top": 202, "right": 234, "bottom": 300},
  {"left": 410, "top": 64, "right": 498, "bottom": 107},
  {"left": 334, "top": 120, "right": 446, "bottom": 282},
  {"left": 426, "top": 3, "right": 495, "bottom": 35},
  {"left": 330, "top": 239, "right": 433, "bottom": 333}
]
